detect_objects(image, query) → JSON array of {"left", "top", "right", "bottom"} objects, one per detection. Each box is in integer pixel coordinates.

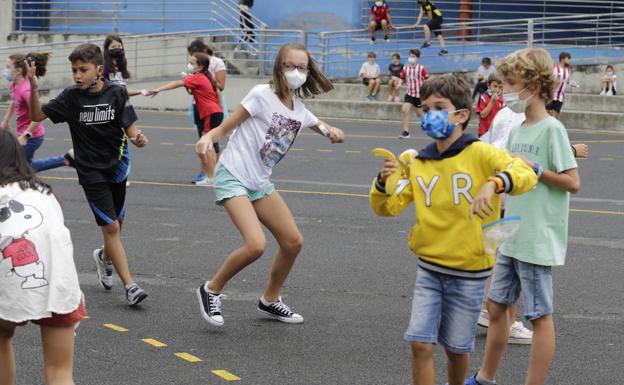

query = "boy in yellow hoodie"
[{"left": 369, "top": 74, "right": 537, "bottom": 385}]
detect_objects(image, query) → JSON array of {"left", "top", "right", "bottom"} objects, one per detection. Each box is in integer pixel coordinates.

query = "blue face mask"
[
  {"left": 2, "top": 68, "right": 15, "bottom": 82},
  {"left": 420, "top": 110, "right": 461, "bottom": 139}
]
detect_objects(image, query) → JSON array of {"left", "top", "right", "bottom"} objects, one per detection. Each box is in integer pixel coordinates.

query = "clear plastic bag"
[{"left": 482, "top": 216, "right": 521, "bottom": 255}]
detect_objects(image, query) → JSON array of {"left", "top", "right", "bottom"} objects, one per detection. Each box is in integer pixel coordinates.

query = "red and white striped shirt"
[
  {"left": 553, "top": 64, "right": 571, "bottom": 102},
  {"left": 401, "top": 64, "right": 429, "bottom": 98}
]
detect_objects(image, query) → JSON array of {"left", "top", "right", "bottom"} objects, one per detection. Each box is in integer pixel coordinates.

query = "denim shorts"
[
  {"left": 404, "top": 267, "right": 487, "bottom": 354},
  {"left": 488, "top": 253, "right": 553, "bottom": 320},
  {"left": 213, "top": 163, "right": 274, "bottom": 205}
]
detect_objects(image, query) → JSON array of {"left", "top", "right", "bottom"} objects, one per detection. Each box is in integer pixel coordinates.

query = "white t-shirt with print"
[
  {"left": 0, "top": 183, "right": 82, "bottom": 323},
  {"left": 359, "top": 62, "right": 381, "bottom": 79},
  {"left": 480, "top": 106, "right": 525, "bottom": 149},
  {"left": 219, "top": 84, "right": 319, "bottom": 190}
]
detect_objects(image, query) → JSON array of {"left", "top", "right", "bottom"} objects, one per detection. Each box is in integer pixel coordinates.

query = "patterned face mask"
[{"left": 420, "top": 109, "right": 464, "bottom": 139}]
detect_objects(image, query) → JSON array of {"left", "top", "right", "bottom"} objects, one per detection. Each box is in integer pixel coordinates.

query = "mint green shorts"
[{"left": 213, "top": 163, "right": 274, "bottom": 205}]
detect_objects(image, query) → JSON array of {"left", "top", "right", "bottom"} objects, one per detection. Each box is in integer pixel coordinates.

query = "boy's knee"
[
  {"left": 486, "top": 299, "right": 508, "bottom": 320},
  {"left": 101, "top": 221, "right": 121, "bottom": 236},
  {"left": 45, "top": 366, "right": 73, "bottom": 385},
  {"left": 445, "top": 349, "right": 469, "bottom": 362},
  {"left": 410, "top": 342, "right": 433, "bottom": 357}
]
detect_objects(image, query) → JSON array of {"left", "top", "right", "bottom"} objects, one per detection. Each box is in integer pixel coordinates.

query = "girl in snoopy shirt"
[{"left": 194, "top": 43, "right": 344, "bottom": 327}]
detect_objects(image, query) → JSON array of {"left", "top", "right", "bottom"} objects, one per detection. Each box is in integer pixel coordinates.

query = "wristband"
[
  {"left": 24, "top": 132, "right": 32, "bottom": 139},
  {"left": 487, "top": 177, "right": 505, "bottom": 194},
  {"left": 532, "top": 162, "right": 544, "bottom": 178},
  {"left": 318, "top": 124, "right": 329, "bottom": 137},
  {"left": 571, "top": 145, "right": 577, "bottom": 157}
]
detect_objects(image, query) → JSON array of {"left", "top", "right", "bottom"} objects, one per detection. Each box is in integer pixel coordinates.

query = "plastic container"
[{"left": 482, "top": 216, "right": 521, "bottom": 255}]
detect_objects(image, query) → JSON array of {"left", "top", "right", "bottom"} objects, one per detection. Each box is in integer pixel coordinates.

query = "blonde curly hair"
[{"left": 497, "top": 48, "right": 555, "bottom": 102}]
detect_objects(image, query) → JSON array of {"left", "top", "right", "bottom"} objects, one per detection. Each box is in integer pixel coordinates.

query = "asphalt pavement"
[{"left": 7, "top": 109, "right": 624, "bottom": 385}]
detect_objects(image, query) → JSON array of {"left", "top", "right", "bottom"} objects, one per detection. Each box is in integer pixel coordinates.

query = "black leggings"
[{"left": 239, "top": 10, "right": 255, "bottom": 43}]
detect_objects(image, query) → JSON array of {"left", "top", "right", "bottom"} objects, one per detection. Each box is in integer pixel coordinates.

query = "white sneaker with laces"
[
  {"left": 508, "top": 321, "right": 533, "bottom": 345},
  {"left": 195, "top": 177, "right": 213, "bottom": 187}
]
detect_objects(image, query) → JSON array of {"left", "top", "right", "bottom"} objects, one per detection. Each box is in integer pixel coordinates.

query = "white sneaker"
[
  {"left": 508, "top": 321, "right": 533, "bottom": 344},
  {"left": 600, "top": 90, "right": 606, "bottom": 96},
  {"left": 606, "top": 90, "right": 613, "bottom": 96},
  {"left": 195, "top": 177, "right": 213, "bottom": 187},
  {"left": 92, "top": 248, "right": 114, "bottom": 291},
  {"left": 477, "top": 308, "right": 489, "bottom": 328}
]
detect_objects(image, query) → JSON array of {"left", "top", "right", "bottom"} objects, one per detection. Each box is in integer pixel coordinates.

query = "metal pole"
[
  {"left": 162, "top": 0, "right": 166, "bottom": 33},
  {"left": 527, "top": 19, "right": 534, "bottom": 48},
  {"left": 113, "top": 0, "right": 119, "bottom": 33},
  {"left": 319, "top": 32, "right": 326, "bottom": 75}
]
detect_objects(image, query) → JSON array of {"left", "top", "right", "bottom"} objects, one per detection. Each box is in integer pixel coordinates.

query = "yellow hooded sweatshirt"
[{"left": 370, "top": 134, "right": 537, "bottom": 278}]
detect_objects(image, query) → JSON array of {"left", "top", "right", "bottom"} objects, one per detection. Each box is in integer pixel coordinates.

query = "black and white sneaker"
[
  {"left": 258, "top": 296, "right": 304, "bottom": 324},
  {"left": 196, "top": 282, "right": 225, "bottom": 327},
  {"left": 398, "top": 131, "right": 411, "bottom": 139},
  {"left": 93, "top": 248, "right": 113, "bottom": 291},
  {"left": 125, "top": 282, "right": 148, "bottom": 306}
]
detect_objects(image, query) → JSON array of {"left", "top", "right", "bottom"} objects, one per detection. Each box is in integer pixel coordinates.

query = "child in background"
[
  {"left": 1, "top": 53, "right": 72, "bottom": 172},
  {"left": 600, "top": 64, "right": 617, "bottom": 96},
  {"left": 370, "top": 74, "right": 537, "bottom": 385},
  {"left": 149, "top": 53, "right": 223, "bottom": 186},
  {"left": 399, "top": 49, "right": 429, "bottom": 139},
  {"left": 369, "top": 0, "right": 395, "bottom": 43},
  {"left": 359, "top": 52, "right": 382, "bottom": 101},
  {"left": 546, "top": 51, "right": 578, "bottom": 118},
  {"left": 194, "top": 43, "right": 344, "bottom": 327},
  {"left": 0, "top": 129, "right": 85, "bottom": 385},
  {"left": 473, "top": 57, "right": 495, "bottom": 102},
  {"left": 475, "top": 74, "right": 504, "bottom": 137},
  {"left": 387, "top": 53, "right": 403, "bottom": 102},
  {"left": 102, "top": 34, "right": 141, "bottom": 96},
  {"left": 468, "top": 48, "right": 580, "bottom": 385},
  {"left": 27, "top": 43, "right": 150, "bottom": 307},
  {"left": 416, "top": 0, "right": 448, "bottom": 56}
]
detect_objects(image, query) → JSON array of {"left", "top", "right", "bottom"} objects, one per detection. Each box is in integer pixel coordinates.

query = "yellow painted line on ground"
[
  {"left": 83, "top": 316, "right": 90, "bottom": 319},
  {"left": 47, "top": 137, "right": 55, "bottom": 141},
  {"left": 572, "top": 139, "right": 624, "bottom": 143},
  {"left": 211, "top": 370, "right": 241, "bottom": 381},
  {"left": 570, "top": 208, "right": 624, "bottom": 216},
  {"left": 103, "top": 323, "right": 128, "bottom": 332},
  {"left": 184, "top": 143, "right": 195, "bottom": 147},
  {"left": 290, "top": 148, "right": 304, "bottom": 151},
  {"left": 42, "top": 176, "right": 624, "bottom": 215},
  {"left": 345, "top": 150, "right": 362, "bottom": 154},
  {"left": 142, "top": 338, "right": 168, "bottom": 347},
  {"left": 599, "top": 157, "right": 615, "bottom": 161},
  {"left": 317, "top": 149, "right": 333, "bottom": 153},
  {"left": 63, "top": 138, "right": 72, "bottom": 142},
  {"left": 174, "top": 352, "right": 203, "bottom": 362},
  {"left": 160, "top": 142, "right": 175, "bottom": 145}
]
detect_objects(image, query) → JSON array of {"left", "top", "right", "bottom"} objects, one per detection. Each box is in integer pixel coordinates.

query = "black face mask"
[{"left": 109, "top": 48, "right": 125, "bottom": 58}]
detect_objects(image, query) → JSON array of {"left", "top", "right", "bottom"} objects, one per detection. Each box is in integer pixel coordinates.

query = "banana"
[
  {"left": 398, "top": 149, "right": 419, "bottom": 167},
  {"left": 371, "top": 148, "right": 396, "bottom": 160}
]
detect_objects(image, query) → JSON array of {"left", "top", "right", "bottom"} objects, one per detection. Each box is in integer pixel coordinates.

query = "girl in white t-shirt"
[
  {"left": 195, "top": 43, "right": 345, "bottom": 327},
  {"left": 0, "top": 129, "right": 85, "bottom": 385}
]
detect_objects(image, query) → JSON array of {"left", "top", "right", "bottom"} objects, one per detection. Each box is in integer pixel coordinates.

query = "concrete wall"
[{"left": 0, "top": 1, "right": 14, "bottom": 41}]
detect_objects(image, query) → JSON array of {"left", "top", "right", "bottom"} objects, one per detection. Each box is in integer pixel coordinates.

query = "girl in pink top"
[{"left": 1, "top": 53, "right": 71, "bottom": 172}]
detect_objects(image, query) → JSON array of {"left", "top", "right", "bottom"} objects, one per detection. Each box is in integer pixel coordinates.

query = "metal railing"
[
  {"left": 360, "top": 0, "right": 624, "bottom": 26},
  {"left": 0, "top": 28, "right": 305, "bottom": 91},
  {"left": 12, "top": 0, "right": 268, "bottom": 34},
  {"left": 320, "top": 12, "right": 624, "bottom": 78}
]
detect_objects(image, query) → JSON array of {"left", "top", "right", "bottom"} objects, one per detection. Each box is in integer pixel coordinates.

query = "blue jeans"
[
  {"left": 488, "top": 253, "right": 554, "bottom": 320},
  {"left": 404, "top": 267, "right": 487, "bottom": 354},
  {"left": 23, "top": 136, "right": 66, "bottom": 172}
]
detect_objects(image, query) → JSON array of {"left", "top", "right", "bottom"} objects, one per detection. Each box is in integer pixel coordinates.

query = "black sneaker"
[
  {"left": 196, "top": 282, "right": 224, "bottom": 326},
  {"left": 421, "top": 41, "right": 432, "bottom": 48},
  {"left": 398, "top": 131, "right": 411, "bottom": 139},
  {"left": 384, "top": 35, "right": 390, "bottom": 42},
  {"left": 439, "top": 49, "right": 449, "bottom": 56},
  {"left": 257, "top": 296, "right": 303, "bottom": 324}
]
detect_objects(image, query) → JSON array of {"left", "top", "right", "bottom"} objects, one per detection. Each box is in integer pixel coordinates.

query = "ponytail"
[
  {"left": 10, "top": 52, "right": 51, "bottom": 78},
  {"left": 192, "top": 53, "right": 218, "bottom": 92}
]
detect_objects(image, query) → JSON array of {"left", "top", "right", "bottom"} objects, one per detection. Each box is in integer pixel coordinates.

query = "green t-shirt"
[{"left": 501, "top": 116, "right": 578, "bottom": 266}]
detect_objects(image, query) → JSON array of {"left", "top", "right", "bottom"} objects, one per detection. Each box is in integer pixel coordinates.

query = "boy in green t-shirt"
[{"left": 467, "top": 48, "right": 580, "bottom": 385}]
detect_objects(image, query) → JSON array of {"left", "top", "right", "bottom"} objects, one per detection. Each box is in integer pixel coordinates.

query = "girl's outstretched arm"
[{"left": 147, "top": 80, "right": 185, "bottom": 96}]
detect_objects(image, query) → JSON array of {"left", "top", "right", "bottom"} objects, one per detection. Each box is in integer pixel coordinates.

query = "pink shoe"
[
  {"left": 394, "top": 96, "right": 401, "bottom": 103},
  {"left": 386, "top": 96, "right": 393, "bottom": 102}
]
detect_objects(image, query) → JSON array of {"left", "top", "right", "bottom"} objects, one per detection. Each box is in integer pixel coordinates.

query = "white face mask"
[
  {"left": 408, "top": 57, "right": 417, "bottom": 65},
  {"left": 375, "top": 1, "right": 383, "bottom": 6},
  {"left": 285, "top": 69, "right": 308, "bottom": 90},
  {"left": 503, "top": 87, "right": 533, "bottom": 113},
  {"left": 187, "top": 63, "right": 196, "bottom": 73}
]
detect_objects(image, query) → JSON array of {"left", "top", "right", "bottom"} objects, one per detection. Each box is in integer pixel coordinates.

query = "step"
[
  {"left": 304, "top": 99, "right": 624, "bottom": 131},
  {"left": 316, "top": 84, "right": 624, "bottom": 114}
]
